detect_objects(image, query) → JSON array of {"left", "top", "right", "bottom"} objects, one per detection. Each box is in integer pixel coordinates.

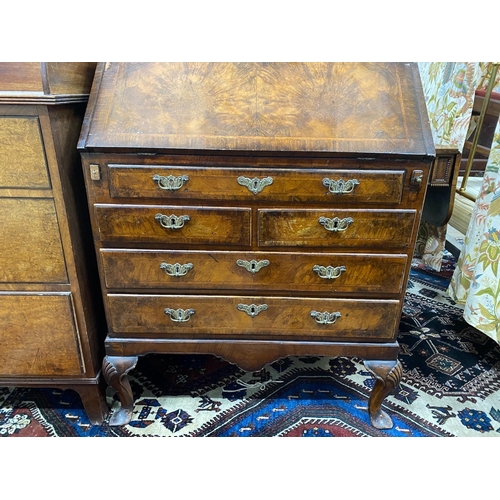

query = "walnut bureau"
[
  {"left": 0, "top": 62, "right": 108, "bottom": 424},
  {"left": 78, "top": 62, "right": 435, "bottom": 428}
]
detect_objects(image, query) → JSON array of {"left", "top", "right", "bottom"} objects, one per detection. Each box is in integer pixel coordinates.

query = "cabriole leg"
[
  {"left": 102, "top": 355, "right": 139, "bottom": 426},
  {"left": 363, "top": 359, "right": 403, "bottom": 430}
]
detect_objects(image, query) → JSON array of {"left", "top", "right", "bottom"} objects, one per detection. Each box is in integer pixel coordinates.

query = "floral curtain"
[
  {"left": 448, "top": 115, "right": 500, "bottom": 343},
  {"left": 418, "top": 63, "right": 481, "bottom": 148},
  {"left": 415, "top": 63, "right": 482, "bottom": 270},
  {"left": 477, "top": 62, "right": 500, "bottom": 93}
]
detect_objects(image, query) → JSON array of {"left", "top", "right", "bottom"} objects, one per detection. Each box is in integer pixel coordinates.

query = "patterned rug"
[{"left": 2, "top": 251, "right": 500, "bottom": 437}]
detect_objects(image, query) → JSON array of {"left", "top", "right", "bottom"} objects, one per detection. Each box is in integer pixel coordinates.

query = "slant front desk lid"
[{"left": 79, "top": 62, "right": 435, "bottom": 158}]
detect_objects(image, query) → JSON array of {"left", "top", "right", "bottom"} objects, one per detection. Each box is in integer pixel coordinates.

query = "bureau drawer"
[
  {"left": 100, "top": 249, "right": 407, "bottom": 295},
  {"left": 106, "top": 164, "right": 405, "bottom": 205},
  {"left": 94, "top": 204, "right": 251, "bottom": 246},
  {"left": 259, "top": 209, "right": 416, "bottom": 249},
  {"left": 0, "top": 116, "right": 50, "bottom": 189},
  {"left": 107, "top": 294, "right": 401, "bottom": 341},
  {"left": 0, "top": 198, "right": 68, "bottom": 283},
  {"left": 0, "top": 293, "right": 82, "bottom": 376}
]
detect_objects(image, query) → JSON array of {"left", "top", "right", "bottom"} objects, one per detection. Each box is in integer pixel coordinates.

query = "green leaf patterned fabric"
[
  {"left": 478, "top": 62, "right": 500, "bottom": 93},
  {"left": 448, "top": 118, "right": 500, "bottom": 343},
  {"left": 418, "top": 62, "right": 482, "bottom": 149}
]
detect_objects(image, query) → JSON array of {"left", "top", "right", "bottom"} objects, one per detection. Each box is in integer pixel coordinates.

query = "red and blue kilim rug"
[{"left": 2, "top": 251, "right": 500, "bottom": 437}]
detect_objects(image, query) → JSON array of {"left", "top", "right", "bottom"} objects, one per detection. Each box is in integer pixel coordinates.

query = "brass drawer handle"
[
  {"left": 236, "top": 259, "right": 270, "bottom": 274},
  {"left": 237, "top": 176, "right": 273, "bottom": 194},
  {"left": 155, "top": 213, "right": 190, "bottom": 229},
  {"left": 310, "top": 310, "right": 341, "bottom": 325},
  {"left": 152, "top": 174, "right": 189, "bottom": 191},
  {"left": 312, "top": 265, "right": 346, "bottom": 279},
  {"left": 322, "top": 178, "right": 359, "bottom": 194},
  {"left": 318, "top": 216, "right": 353, "bottom": 232},
  {"left": 164, "top": 307, "right": 195, "bottom": 322},
  {"left": 160, "top": 262, "right": 194, "bottom": 277},
  {"left": 237, "top": 303, "right": 268, "bottom": 317}
]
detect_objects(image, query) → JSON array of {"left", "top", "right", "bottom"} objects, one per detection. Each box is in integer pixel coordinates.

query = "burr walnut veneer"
[
  {"left": 79, "top": 62, "right": 435, "bottom": 428},
  {"left": 0, "top": 62, "right": 108, "bottom": 423}
]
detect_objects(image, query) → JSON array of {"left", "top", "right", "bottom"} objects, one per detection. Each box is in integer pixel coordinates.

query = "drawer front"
[
  {"left": 100, "top": 249, "right": 407, "bottom": 295},
  {"left": 107, "top": 294, "right": 400, "bottom": 341},
  {"left": 0, "top": 198, "right": 68, "bottom": 283},
  {"left": 0, "top": 116, "right": 50, "bottom": 189},
  {"left": 259, "top": 209, "right": 416, "bottom": 249},
  {"left": 106, "top": 164, "right": 405, "bottom": 205},
  {"left": 0, "top": 293, "right": 82, "bottom": 376},
  {"left": 95, "top": 204, "right": 251, "bottom": 246}
]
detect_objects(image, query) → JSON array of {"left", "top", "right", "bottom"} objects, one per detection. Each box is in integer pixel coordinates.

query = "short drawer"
[
  {"left": 107, "top": 294, "right": 401, "bottom": 341},
  {"left": 259, "top": 209, "right": 416, "bottom": 249},
  {"left": 0, "top": 198, "right": 68, "bottom": 283},
  {"left": 94, "top": 204, "right": 251, "bottom": 246},
  {"left": 0, "top": 293, "right": 82, "bottom": 376},
  {"left": 100, "top": 249, "right": 407, "bottom": 295},
  {"left": 0, "top": 116, "right": 50, "bottom": 189},
  {"left": 106, "top": 164, "right": 405, "bottom": 205}
]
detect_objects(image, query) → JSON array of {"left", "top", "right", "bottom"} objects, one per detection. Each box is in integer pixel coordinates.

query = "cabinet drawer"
[
  {"left": 95, "top": 204, "right": 251, "bottom": 246},
  {"left": 100, "top": 249, "right": 407, "bottom": 295},
  {"left": 0, "top": 116, "right": 50, "bottom": 189},
  {"left": 106, "top": 164, "right": 405, "bottom": 205},
  {"left": 0, "top": 293, "right": 82, "bottom": 376},
  {"left": 0, "top": 198, "right": 68, "bottom": 283},
  {"left": 259, "top": 209, "right": 416, "bottom": 249},
  {"left": 107, "top": 294, "right": 400, "bottom": 341}
]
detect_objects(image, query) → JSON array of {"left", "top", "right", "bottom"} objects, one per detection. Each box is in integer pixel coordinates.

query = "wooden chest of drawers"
[
  {"left": 79, "top": 63, "right": 435, "bottom": 428},
  {"left": 0, "top": 62, "right": 108, "bottom": 423}
]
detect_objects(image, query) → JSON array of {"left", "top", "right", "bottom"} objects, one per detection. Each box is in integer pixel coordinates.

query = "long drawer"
[
  {"left": 0, "top": 292, "right": 82, "bottom": 377},
  {"left": 100, "top": 249, "right": 407, "bottom": 295},
  {"left": 94, "top": 204, "right": 252, "bottom": 246},
  {"left": 0, "top": 198, "right": 68, "bottom": 283},
  {"left": 106, "top": 294, "right": 401, "bottom": 341},
  {"left": 259, "top": 209, "right": 416, "bottom": 249},
  {"left": 105, "top": 164, "right": 406, "bottom": 205}
]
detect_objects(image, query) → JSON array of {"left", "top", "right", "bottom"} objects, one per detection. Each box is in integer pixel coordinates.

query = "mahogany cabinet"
[
  {"left": 78, "top": 63, "right": 435, "bottom": 428},
  {"left": 0, "top": 63, "right": 108, "bottom": 423}
]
